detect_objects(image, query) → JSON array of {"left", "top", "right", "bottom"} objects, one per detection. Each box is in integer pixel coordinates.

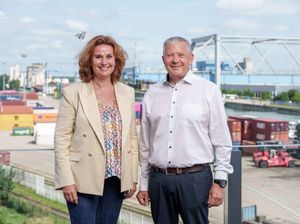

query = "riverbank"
[{"left": 224, "top": 99, "right": 300, "bottom": 116}]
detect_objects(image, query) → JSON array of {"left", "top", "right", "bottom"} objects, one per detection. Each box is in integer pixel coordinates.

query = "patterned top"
[{"left": 97, "top": 99, "right": 122, "bottom": 179}]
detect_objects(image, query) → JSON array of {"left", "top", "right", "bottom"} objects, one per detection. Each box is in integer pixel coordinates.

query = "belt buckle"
[
  {"left": 176, "top": 167, "right": 183, "bottom": 175},
  {"left": 165, "top": 168, "right": 175, "bottom": 175}
]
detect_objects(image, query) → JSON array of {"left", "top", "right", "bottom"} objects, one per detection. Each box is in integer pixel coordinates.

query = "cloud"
[
  {"left": 20, "top": 17, "right": 34, "bottom": 24},
  {"left": 273, "top": 24, "right": 289, "bottom": 32},
  {"left": 0, "top": 11, "right": 8, "bottom": 24},
  {"left": 186, "top": 28, "right": 206, "bottom": 35},
  {"left": 31, "top": 28, "right": 69, "bottom": 36},
  {"left": 50, "top": 40, "right": 63, "bottom": 49},
  {"left": 65, "top": 20, "right": 89, "bottom": 31},
  {"left": 225, "top": 19, "right": 262, "bottom": 31},
  {"left": 216, "top": 0, "right": 299, "bottom": 15}
]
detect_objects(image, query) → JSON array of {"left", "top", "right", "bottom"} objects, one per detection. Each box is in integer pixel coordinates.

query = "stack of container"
[
  {"left": 33, "top": 108, "right": 58, "bottom": 123},
  {"left": 227, "top": 118, "right": 242, "bottom": 146},
  {"left": 0, "top": 104, "right": 34, "bottom": 131},
  {"left": 229, "top": 115, "right": 254, "bottom": 141},
  {"left": 135, "top": 102, "right": 142, "bottom": 126},
  {"left": 251, "top": 118, "right": 289, "bottom": 142}
]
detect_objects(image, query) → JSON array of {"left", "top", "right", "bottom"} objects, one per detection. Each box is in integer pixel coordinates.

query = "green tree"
[
  {"left": 261, "top": 92, "right": 272, "bottom": 100},
  {"left": 0, "top": 166, "right": 15, "bottom": 204},
  {"left": 9, "top": 79, "right": 20, "bottom": 90},
  {"left": 287, "top": 89, "right": 297, "bottom": 99},
  {"left": 241, "top": 89, "right": 255, "bottom": 98},
  {"left": 273, "top": 92, "right": 289, "bottom": 101},
  {"left": 291, "top": 91, "right": 300, "bottom": 102},
  {"left": 0, "top": 74, "right": 9, "bottom": 91}
]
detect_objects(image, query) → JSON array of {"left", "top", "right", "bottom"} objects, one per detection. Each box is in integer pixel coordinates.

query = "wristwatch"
[{"left": 214, "top": 179, "right": 227, "bottom": 188}]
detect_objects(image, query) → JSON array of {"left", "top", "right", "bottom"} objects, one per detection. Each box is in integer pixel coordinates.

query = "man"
[{"left": 136, "top": 36, "right": 233, "bottom": 224}]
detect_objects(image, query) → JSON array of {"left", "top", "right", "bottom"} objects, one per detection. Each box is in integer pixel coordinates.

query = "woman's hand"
[
  {"left": 124, "top": 183, "right": 137, "bottom": 199},
  {"left": 63, "top": 184, "right": 78, "bottom": 204}
]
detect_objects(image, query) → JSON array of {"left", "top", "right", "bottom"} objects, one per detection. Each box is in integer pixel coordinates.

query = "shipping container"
[
  {"left": 0, "top": 114, "right": 33, "bottom": 122},
  {"left": 231, "top": 131, "right": 242, "bottom": 142},
  {"left": 1, "top": 100, "right": 26, "bottom": 106},
  {"left": 34, "top": 123, "right": 56, "bottom": 146},
  {"left": 227, "top": 118, "right": 241, "bottom": 132},
  {"left": 0, "top": 152, "right": 10, "bottom": 165},
  {"left": 278, "top": 131, "right": 289, "bottom": 141},
  {"left": 0, "top": 121, "right": 34, "bottom": 131},
  {"left": 254, "top": 132, "right": 280, "bottom": 141},
  {"left": 23, "top": 92, "right": 39, "bottom": 100},
  {"left": 229, "top": 116, "right": 253, "bottom": 141},
  {"left": 0, "top": 94, "right": 22, "bottom": 101},
  {"left": 12, "top": 127, "right": 33, "bottom": 136},
  {"left": 0, "top": 105, "right": 33, "bottom": 114},
  {"left": 252, "top": 118, "right": 281, "bottom": 133},
  {"left": 279, "top": 121, "right": 289, "bottom": 132},
  {"left": 33, "top": 109, "right": 58, "bottom": 123}
]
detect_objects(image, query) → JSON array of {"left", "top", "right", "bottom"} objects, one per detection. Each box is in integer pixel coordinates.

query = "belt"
[{"left": 151, "top": 164, "right": 208, "bottom": 175}]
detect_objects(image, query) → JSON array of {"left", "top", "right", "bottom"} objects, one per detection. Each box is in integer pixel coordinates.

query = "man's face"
[{"left": 162, "top": 41, "right": 194, "bottom": 82}]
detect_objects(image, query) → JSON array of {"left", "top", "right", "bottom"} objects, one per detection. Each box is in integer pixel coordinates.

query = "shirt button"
[
  {"left": 172, "top": 101, "right": 175, "bottom": 104},
  {"left": 169, "top": 146, "right": 172, "bottom": 148},
  {"left": 175, "top": 88, "right": 178, "bottom": 91},
  {"left": 171, "top": 115, "right": 173, "bottom": 118},
  {"left": 170, "top": 131, "right": 172, "bottom": 133},
  {"left": 168, "top": 161, "right": 171, "bottom": 164}
]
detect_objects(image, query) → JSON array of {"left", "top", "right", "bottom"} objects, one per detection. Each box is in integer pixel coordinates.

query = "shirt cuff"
[
  {"left": 214, "top": 170, "right": 228, "bottom": 181},
  {"left": 139, "top": 178, "right": 149, "bottom": 191}
]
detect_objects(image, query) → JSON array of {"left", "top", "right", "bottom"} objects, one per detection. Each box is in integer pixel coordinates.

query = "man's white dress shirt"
[{"left": 139, "top": 70, "right": 233, "bottom": 191}]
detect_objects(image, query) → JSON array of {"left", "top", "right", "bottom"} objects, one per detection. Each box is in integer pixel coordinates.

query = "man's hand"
[
  {"left": 136, "top": 191, "right": 150, "bottom": 206},
  {"left": 208, "top": 183, "right": 225, "bottom": 208},
  {"left": 63, "top": 184, "right": 78, "bottom": 204},
  {"left": 124, "top": 183, "right": 137, "bottom": 199}
]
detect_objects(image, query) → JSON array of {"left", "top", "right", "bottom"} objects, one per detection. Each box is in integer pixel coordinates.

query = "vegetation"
[
  {"left": 0, "top": 166, "right": 68, "bottom": 224},
  {"left": 222, "top": 88, "right": 300, "bottom": 103},
  {"left": 0, "top": 74, "right": 21, "bottom": 91}
]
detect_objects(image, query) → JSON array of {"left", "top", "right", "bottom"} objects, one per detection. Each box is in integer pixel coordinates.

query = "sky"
[{"left": 1, "top": 0, "right": 300, "bottom": 76}]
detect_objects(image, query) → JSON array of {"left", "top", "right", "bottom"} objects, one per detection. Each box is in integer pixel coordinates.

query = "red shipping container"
[
  {"left": 1, "top": 100, "right": 26, "bottom": 106},
  {"left": 279, "top": 121, "right": 289, "bottom": 132},
  {"left": 0, "top": 152, "right": 10, "bottom": 165},
  {"left": 254, "top": 131, "right": 280, "bottom": 141},
  {"left": 0, "top": 106, "right": 33, "bottom": 114},
  {"left": 279, "top": 131, "right": 289, "bottom": 141},
  {"left": 227, "top": 118, "right": 241, "bottom": 132},
  {"left": 252, "top": 118, "right": 281, "bottom": 132},
  {"left": 229, "top": 116, "right": 253, "bottom": 141},
  {"left": 231, "top": 131, "right": 242, "bottom": 142},
  {"left": 24, "top": 92, "right": 39, "bottom": 100}
]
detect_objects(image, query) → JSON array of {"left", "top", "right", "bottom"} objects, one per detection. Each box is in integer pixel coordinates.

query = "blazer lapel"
[
  {"left": 115, "top": 83, "right": 130, "bottom": 150},
  {"left": 78, "top": 82, "right": 105, "bottom": 152}
]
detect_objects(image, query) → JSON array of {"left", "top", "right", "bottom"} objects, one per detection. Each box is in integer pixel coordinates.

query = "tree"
[
  {"left": 0, "top": 74, "right": 9, "bottom": 91},
  {"left": 0, "top": 166, "right": 15, "bottom": 204},
  {"left": 9, "top": 79, "right": 20, "bottom": 90},
  {"left": 273, "top": 92, "right": 289, "bottom": 101},
  {"left": 291, "top": 91, "right": 300, "bottom": 102},
  {"left": 261, "top": 92, "right": 272, "bottom": 100}
]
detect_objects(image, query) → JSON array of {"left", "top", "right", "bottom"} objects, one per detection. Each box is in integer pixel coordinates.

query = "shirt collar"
[{"left": 164, "top": 70, "right": 194, "bottom": 86}]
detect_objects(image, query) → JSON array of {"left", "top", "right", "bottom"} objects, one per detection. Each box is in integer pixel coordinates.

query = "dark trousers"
[
  {"left": 67, "top": 176, "right": 123, "bottom": 224},
  {"left": 149, "top": 166, "right": 212, "bottom": 224}
]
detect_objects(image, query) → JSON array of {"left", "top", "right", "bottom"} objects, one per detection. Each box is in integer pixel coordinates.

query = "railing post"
[{"left": 224, "top": 148, "right": 242, "bottom": 224}]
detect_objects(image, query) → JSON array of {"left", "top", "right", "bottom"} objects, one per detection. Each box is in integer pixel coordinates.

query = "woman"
[{"left": 54, "top": 35, "right": 138, "bottom": 224}]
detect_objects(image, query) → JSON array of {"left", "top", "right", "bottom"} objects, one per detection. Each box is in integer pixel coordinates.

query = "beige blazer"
[{"left": 54, "top": 81, "right": 138, "bottom": 195}]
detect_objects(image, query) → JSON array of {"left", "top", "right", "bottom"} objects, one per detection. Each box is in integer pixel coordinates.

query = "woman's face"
[{"left": 91, "top": 44, "right": 116, "bottom": 80}]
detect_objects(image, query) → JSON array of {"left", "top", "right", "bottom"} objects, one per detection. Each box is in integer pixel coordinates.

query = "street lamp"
[{"left": 74, "top": 31, "right": 86, "bottom": 82}]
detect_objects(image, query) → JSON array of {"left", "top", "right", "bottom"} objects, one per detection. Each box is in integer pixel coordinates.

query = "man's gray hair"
[{"left": 163, "top": 36, "right": 192, "bottom": 54}]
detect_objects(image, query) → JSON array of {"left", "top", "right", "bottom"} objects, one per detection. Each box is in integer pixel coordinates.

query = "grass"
[
  {"left": 0, "top": 206, "right": 27, "bottom": 224},
  {"left": 12, "top": 183, "right": 68, "bottom": 213}
]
